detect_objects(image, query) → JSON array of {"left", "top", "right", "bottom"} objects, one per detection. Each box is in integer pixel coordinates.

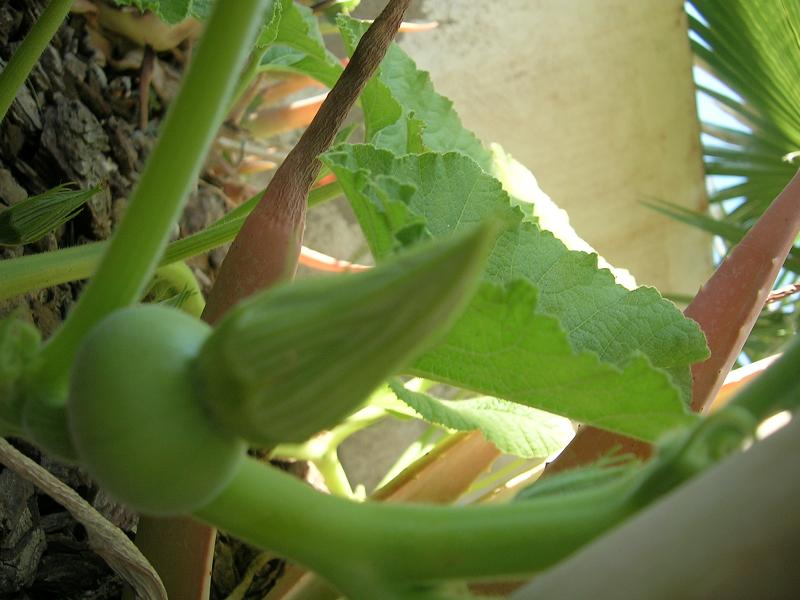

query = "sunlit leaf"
[{"left": 389, "top": 381, "right": 573, "bottom": 459}]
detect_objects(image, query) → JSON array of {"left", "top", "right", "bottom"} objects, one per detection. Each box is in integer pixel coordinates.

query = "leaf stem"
[
  {"left": 728, "top": 334, "right": 800, "bottom": 421},
  {"left": 196, "top": 457, "right": 635, "bottom": 595},
  {"left": 229, "top": 45, "right": 270, "bottom": 115},
  {"left": 314, "top": 450, "right": 354, "bottom": 498},
  {"left": 34, "top": 0, "right": 269, "bottom": 385},
  {"left": 0, "top": 0, "right": 73, "bottom": 123}
]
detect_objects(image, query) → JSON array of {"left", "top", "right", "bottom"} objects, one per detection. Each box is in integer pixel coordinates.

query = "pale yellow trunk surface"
[{"left": 392, "top": 0, "right": 711, "bottom": 294}]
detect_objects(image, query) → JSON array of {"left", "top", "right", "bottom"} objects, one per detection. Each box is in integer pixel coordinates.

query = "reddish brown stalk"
[
  {"left": 237, "top": 157, "right": 278, "bottom": 175},
  {"left": 542, "top": 427, "right": 652, "bottom": 476},
  {"left": 203, "top": 0, "right": 411, "bottom": 323},
  {"left": 132, "top": 516, "right": 214, "bottom": 600},
  {"left": 544, "top": 169, "right": 800, "bottom": 475},
  {"left": 709, "top": 354, "right": 780, "bottom": 411},
  {"left": 685, "top": 171, "right": 800, "bottom": 412},
  {"left": 765, "top": 282, "right": 800, "bottom": 304},
  {"left": 138, "top": 45, "right": 155, "bottom": 130},
  {"left": 348, "top": 16, "right": 438, "bottom": 33},
  {"left": 314, "top": 172, "right": 337, "bottom": 187},
  {"left": 398, "top": 21, "right": 438, "bottom": 33}
]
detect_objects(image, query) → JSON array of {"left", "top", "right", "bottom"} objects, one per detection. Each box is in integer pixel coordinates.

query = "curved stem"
[
  {"left": 0, "top": 0, "right": 73, "bottom": 123},
  {"left": 196, "top": 458, "right": 635, "bottom": 597},
  {"left": 35, "top": 0, "right": 269, "bottom": 385}
]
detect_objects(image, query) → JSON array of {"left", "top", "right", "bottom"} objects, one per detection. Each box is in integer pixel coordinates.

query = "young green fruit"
[{"left": 67, "top": 305, "right": 245, "bottom": 515}]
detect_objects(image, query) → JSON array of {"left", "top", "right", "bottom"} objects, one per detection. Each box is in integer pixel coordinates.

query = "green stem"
[
  {"left": 314, "top": 450, "right": 354, "bottom": 498},
  {"left": 375, "top": 424, "right": 441, "bottom": 490},
  {"left": 229, "top": 45, "right": 270, "bottom": 113},
  {"left": 34, "top": 0, "right": 268, "bottom": 385},
  {"left": 271, "top": 407, "right": 384, "bottom": 462},
  {"left": 729, "top": 334, "right": 800, "bottom": 421},
  {"left": 196, "top": 458, "right": 635, "bottom": 597},
  {"left": 0, "top": 0, "right": 73, "bottom": 123},
  {"left": 464, "top": 457, "right": 538, "bottom": 499},
  {"left": 0, "top": 182, "right": 343, "bottom": 302},
  {"left": 271, "top": 407, "right": 385, "bottom": 497}
]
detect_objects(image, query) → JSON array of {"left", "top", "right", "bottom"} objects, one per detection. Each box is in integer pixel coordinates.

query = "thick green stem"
[
  {"left": 196, "top": 458, "right": 634, "bottom": 597},
  {"left": 0, "top": 0, "right": 73, "bottom": 123},
  {"left": 34, "top": 0, "right": 268, "bottom": 386}
]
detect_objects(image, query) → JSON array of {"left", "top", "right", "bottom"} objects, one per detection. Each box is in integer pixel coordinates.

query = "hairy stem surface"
[{"left": 0, "top": 0, "right": 73, "bottom": 122}]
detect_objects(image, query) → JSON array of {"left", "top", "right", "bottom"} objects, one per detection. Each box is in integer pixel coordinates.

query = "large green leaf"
[
  {"left": 336, "top": 17, "right": 636, "bottom": 287},
  {"left": 389, "top": 381, "right": 574, "bottom": 459},
  {"left": 412, "top": 282, "right": 698, "bottom": 443},
  {"left": 323, "top": 145, "right": 708, "bottom": 440},
  {"left": 111, "top": 0, "right": 277, "bottom": 41}
]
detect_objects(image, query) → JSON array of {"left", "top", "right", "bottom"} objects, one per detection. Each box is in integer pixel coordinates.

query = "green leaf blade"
[
  {"left": 390, "top": 381, "right": 574, "bottom": 459},
  {"left": 261, "top": 0, "right": 342, "bottom": 86},
  {"left": 337, "top": 16, "right": 493, "bottom": 169},
  {"left": 411, "top": 282, "right": 698, "bottom": 443},
  {"left": 324, "top": 145, "right": 708, "bottom": 392}
]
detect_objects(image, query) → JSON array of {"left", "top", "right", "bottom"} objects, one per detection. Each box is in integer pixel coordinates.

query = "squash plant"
[{"left": 0, "top": 1, "right": 798, "bottom": 599}]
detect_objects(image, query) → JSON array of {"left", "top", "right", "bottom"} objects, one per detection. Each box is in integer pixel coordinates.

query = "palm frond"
[
  {"left": 676, "top": 1, "right": 800, "bottom": 360},
  {"left": 690, "top": 1, "right": 800, "bottom": 215}
]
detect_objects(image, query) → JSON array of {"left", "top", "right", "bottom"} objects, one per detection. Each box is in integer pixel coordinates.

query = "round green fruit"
[{"left": 67, "top": 305, "right": 245, "bottom": 515}]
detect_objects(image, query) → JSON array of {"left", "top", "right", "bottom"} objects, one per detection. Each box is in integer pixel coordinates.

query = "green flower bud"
[{"left": 195, "top": 222, "right": 498, "bottom": 446}]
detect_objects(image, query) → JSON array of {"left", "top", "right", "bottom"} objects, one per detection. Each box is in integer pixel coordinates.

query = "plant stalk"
[
  {"left": 34, "top": 0, "right": 269, "bottom": 385},
  {"left": 0, "top": 0, "right": 73, "bottom": 122},
  {"left": 202, "top": 0, "right": 412, "bottom": 322},
  {"left": 685, "top": 169, "right": 800, "bottom": 412}
]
